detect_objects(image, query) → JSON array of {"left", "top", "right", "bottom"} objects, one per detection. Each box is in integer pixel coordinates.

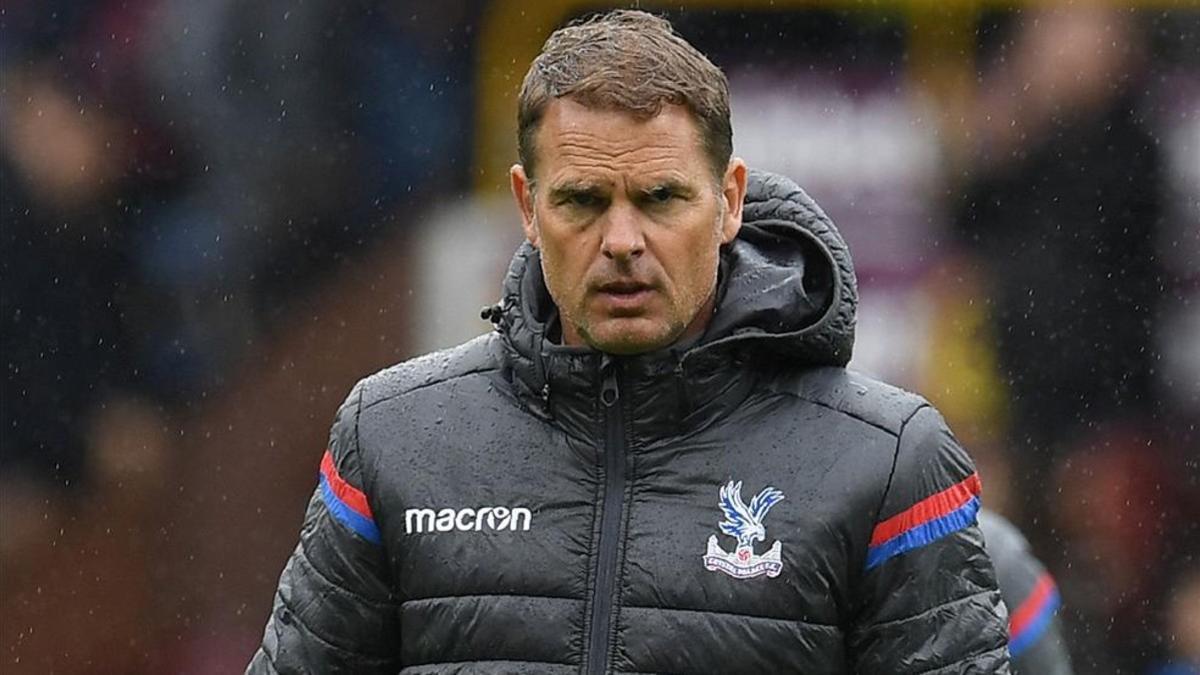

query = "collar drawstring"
[{"left": 480, "top": 302, "right": 505, "bottom": 327}]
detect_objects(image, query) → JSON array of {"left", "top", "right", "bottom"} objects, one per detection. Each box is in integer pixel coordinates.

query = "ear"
[
  {"left": 719, "top": 158, "right": 747, "bottom": 244},
  {"left": 510, "top": 164, "right": 539, "bottom": 247}
]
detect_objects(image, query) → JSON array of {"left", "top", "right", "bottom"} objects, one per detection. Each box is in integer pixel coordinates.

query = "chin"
[
  {"left": 583, "top": 319, "right": 681, "bottom": 355},
  {"left": 591, "top": 340, "right": 659, "bottom": 356}
]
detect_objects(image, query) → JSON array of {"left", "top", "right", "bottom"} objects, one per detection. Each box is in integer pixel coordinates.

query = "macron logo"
[{"left": 404, "top": 506, "right": 532, "bottom": 534}]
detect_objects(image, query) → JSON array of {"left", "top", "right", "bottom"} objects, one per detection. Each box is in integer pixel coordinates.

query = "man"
[
  {"left": 978, "top": 510, "right": 1074, "bottom": 675},
  {"left": 248, "top": 10, "right": 1010, "bottom": 673}
]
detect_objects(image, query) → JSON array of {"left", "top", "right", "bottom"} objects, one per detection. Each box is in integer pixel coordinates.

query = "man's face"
[{"left": 511, "top": 99, "right": 746, "bottom": 354}]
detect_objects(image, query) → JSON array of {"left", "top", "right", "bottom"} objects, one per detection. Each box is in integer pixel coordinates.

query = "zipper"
[{"left": 586, "top": 359, "right": 627, "bottom": 675}]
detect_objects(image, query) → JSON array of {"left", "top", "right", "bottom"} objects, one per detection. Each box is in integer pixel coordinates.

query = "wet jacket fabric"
[
  {"left": 979, "top": 510, "right": 1073, "bottom": 675},
  {"left": 248, "top": 170, "right": 1011, "bottom": 674}
]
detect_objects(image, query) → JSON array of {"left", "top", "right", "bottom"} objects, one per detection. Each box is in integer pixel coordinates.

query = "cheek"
[
  {"left": 662, "top": 234, "right": 720, "bottom": 312},
  {"left": 537, "top": 231, "right": 591, "bottom": 306},
  {"left": 680, "top": 226, "right": 722, "bottom": 283},
  {"left": 689, "top": 246, "right": 721, "bottom": 296}
]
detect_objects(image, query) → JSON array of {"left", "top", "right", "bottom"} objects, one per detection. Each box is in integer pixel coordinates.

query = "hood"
[
  {"left": 491, "top": 168, "right": 857, "bottom": 368},
  {"left": 705, "top": 168, "right": 856, "bottom": 365}
]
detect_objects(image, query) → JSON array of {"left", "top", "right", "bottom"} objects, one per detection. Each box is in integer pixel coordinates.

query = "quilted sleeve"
[
  {"left": 246, "top": 381, "right": 400, "bottom": 674},
  {"left": 848, "top": 405, "right": 1012, "bottom": 674}
]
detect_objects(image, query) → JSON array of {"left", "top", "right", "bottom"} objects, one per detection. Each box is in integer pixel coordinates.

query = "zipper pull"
[{"left": 600, "top": 361, "right": 620, "bottom": 408}]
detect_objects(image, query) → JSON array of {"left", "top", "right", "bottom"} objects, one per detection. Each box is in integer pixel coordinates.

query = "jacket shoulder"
[
  {"left": 780, "top": 366, "right": 930, "bottom": 437},
  {"left": 357, "top": 333, "right": 502, "bottom": 410},
  {"left": 978, "top": 509, "right": 1046, "bottom": 597},
  {"left": 978, "top": 509, "right": 1031, "bottom": 562}
]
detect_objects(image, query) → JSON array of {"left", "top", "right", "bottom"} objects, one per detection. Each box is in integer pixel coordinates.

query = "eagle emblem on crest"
[{"left": 703, "top": 480, "right": 785, "bottom": 580}]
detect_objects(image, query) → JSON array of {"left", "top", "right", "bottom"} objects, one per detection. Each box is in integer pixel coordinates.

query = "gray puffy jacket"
[
  {"left": 248, "top": 170, "right": 1012, "bottom": 674},
  {"left": 979, "top": 510, "right": 1072, "bottom": 675}
]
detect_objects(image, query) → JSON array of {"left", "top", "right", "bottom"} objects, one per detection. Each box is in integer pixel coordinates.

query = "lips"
[
  {"left": 594, "top": 280, "right": 655, "bottom": 314},
  {"left": 597, "top": 280, "right": 653, "bottom": 294}
]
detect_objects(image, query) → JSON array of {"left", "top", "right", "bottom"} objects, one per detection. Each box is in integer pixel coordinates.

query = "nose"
[{"left": 600, "top": 203, "right": 645, "bottom": 261}]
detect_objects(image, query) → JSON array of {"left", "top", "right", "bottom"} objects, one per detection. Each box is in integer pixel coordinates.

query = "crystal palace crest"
[{"left": 703, "top": 480, "right": 786, "bottom": 580}]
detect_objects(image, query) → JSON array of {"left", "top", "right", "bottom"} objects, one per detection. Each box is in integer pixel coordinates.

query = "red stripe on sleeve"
[
  {"left": 319, "top": 450, "right": 374, "bottom": 519},
  {"left": 1009, "top": 572, "right": 1057, "bottom": 637},
  {"left": 870, "top": 473, "right": 982, "bottom": 546}
]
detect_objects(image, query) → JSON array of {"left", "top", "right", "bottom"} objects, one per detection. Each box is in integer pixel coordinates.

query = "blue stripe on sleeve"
[
  {"left": 319, "top": 474, "right": 382, "bottom": 544},
  {"left": 1009, "top": 589, "right": 1061, "bottom": 658},
  {"left": 865, "top": 496, "right": 981, "bottom": 570}
]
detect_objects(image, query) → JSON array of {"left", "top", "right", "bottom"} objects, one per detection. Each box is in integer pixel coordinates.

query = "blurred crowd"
[
  {"left": 2, "top": 0, "right": 477, "bottom": 487},
  {"left": 951, "top": 10, "right": 1198, "bottom": 674},
  {"left": 2, "top": 0, "right": 480, "bottom": 669},
  {"left": 950, "top": 10, "right": 1198, "bottom": 673},
  {"left": 1, "top": 2, "right": 1196, "bottom": 673}
]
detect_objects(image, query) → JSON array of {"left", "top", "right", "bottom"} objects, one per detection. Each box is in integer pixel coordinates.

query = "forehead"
[{"left": 534, "top": 99, "right": 707, "bottom": 185}]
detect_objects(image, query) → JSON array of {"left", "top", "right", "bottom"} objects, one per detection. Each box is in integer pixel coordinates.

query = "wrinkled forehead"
[{"left": 533, "top": 99, "right": 711, "bottom": 189}]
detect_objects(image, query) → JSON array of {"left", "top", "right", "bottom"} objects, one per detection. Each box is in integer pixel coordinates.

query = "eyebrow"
[
  {"left": 638, "top": 178, "right": 698, "bottom": 199},
  {"left": 546, "top": 180, "right": 607, "bottom": 201},
  {"left": 543, "top": 176, "right": 697, "bottom": 202},
  {"left": 640, "top": 178, "right": 691, "bottom": 193}
]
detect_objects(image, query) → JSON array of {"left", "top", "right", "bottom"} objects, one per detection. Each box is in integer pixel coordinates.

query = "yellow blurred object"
[{"left": 919, "top": 261, "right": 1010, "bottom": 448}]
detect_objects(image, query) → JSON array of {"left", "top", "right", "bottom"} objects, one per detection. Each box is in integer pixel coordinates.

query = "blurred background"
[{"left": 1, "top": 1, "right": 1196, "bottom": 672}]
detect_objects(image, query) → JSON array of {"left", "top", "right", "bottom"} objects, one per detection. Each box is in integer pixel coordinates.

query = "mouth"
[
  {"left": 594, "top": 280, "right": 655, "bottom": 313},
  {"left": 598, "top": 279, "right": 653, "bottom": 294}
]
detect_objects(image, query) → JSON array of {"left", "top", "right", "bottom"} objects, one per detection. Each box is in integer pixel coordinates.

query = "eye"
[
  {"left": 569, "top": 192, "right": 599, "bottom": 208},
  {"left": 648, "top": 186, "right": 675, "bottom": 203}
]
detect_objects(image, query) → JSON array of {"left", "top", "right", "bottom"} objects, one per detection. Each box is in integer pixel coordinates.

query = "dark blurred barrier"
[{"left": 2, "top": 231, "right": 415, "bottom": 671}]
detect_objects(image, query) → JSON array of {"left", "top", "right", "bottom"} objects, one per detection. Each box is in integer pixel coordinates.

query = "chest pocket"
[{"left": 612, "top": 478, "right": 848, "bottom": 674}]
